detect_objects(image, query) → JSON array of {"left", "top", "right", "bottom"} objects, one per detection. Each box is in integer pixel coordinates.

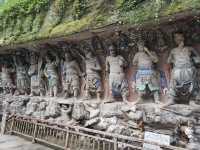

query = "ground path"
[{"left": 0, "top": 135, "right": 53, "bottom": 150}]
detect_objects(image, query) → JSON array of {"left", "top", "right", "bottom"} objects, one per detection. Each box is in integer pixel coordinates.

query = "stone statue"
[
  {"left": 84, "top": 50, "right": 102, "bottom": 100},
  {"left": 165, "top": 32, "right": 200, "bottom": 106},
  {"left": 56, "top": 104, "right": 73, "bottom": 124},
  {"left": 105, "top": 45, "right": 129, "bottom": 103},
  {"left": 1, "top": 63, "right": 14, "bottom": 94},
  {"left": 39, "top": 69, "right": 48, "bottom": 97},
  {"left": 132, "top": 42, "right": 167, "bottom": 104},
  {"left": 62, "top": 51, "right": 81, "bottom": 99},
  {"left": 28, "top": 52, "right": 40, "bottom": 96},
  {"left": 44, "top": 51, "right": 60, "bottom": 97},
  {"left": 28, "top": 52, "right": 46, "bottom": 96},
  {"left": 13, "top": 53, "right": 30, "bottom": 95}
]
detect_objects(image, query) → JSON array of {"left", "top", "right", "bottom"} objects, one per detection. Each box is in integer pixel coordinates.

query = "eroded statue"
[
  {"left": 84, "top": 50, "right": 102, "bottom": 100},
  {"left": 105, "top": 45, "right": 129, "bottom": 103},
  {"left": 165, "top": 32, "right": 200, "bottom": 106},
  {"left": 62, "top": 51, "right": 81, "bottom": 99},
  {"left": 13, "top": 53, "right": 30, "bottom": 95},
  {"left": 132, "top": 42, "right": 167, "bottom": 104},
  {"left": 44, "top": 52, "right": 60, "bottom": 97},
  {"left": 28, "top": 52, "right": 40, "bottom": 96},
  {"left": 1, "top": 63, "right": 14, "bottom": 94},
  {"left": 56, "top": 104, "right": 73, "bottom": 124}
]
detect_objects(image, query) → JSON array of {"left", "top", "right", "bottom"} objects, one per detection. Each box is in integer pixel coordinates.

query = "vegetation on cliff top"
[{"left": 0, "top": 0, "right": 199, "bottom": 46}]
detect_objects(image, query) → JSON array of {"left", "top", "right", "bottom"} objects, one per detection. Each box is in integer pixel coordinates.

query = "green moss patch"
[{"left": 0, "top": 0, "right": 200, "bottom": 47}]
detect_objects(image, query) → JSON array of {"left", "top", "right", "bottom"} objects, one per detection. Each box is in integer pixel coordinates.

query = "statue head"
[
  {"left": 108, "top": 45, "right": 116, "bottom": 56},
  {"left": 30, "top": 52, "right": 38, "bottom": 64},
  {"left": 137, "top": 41, "right": 145, "bottom": 52},
  {"left": 45, "top": 54, "right": 51, "bottom": 63},
  {"left": 174, "top": 32, "right": 184, "bottom": 46},
  {"left": 64, "top": 51, "right": 71, "bottom": 62}
]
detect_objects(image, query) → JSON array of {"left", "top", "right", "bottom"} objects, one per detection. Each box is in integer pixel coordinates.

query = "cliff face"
[{"left": 0, "top": 0, "right": 199, "bottom": 46}]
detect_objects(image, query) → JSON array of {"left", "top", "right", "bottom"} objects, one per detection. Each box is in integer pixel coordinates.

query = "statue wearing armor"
[
  {"left": 28, "top": 52, "right": 40, "bottom": 96},
  {"left": 62, "top": 51, "right": 81, "bottom": 99},
  {"left": 85, "top": 51, "right": 102, "bottom": 100},
  {"left": 165, "top": 32, "right": 200, "bottom": 106},
  {"left": 106, "top": 45, "right": 129, "bottom": 103},
  {"left": 13, "top": 54, "right": 30, "bottom": 95},
  {"left": 44, "top": 52, "right": 59, "bottom": 97},
  {"left": 1, "top": 64, "right": 14, "bottom": 94},
  {"left": 132, "top": 42, "right": 167, "bottom": 104}
]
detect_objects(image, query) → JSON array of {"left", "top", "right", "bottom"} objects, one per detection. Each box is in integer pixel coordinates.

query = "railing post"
[
  {"left": 32, "top": 120, "right": 38, "bottom": 143},
  {"left": 0, "top": 112, "right": 7, "bottom": 135},
  {"left": 9, "top": 115, "right": 15, "bottom": 135},
  {"left": 1, "top": 100, "right": 9, "bottom": 135},
  {"left": 114, "top": 137, "right": 118, "bottom": 150},
  {"left": 64, "top": 128, "right": 69, "bottom": 150}
]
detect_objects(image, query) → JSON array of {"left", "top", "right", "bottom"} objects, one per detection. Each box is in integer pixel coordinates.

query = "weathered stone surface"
[
  {"left": 45, "top": 100, "right": 60, "bottom": 118},
  {"left": 84, "top": 117, "right": 100, "bottom": 127},
  {"left": 8, "top": 96, "right": 29, "bottom": 115},
  {"left": 72, "top": 102, "right": 89, "bottom": 121},
  {"left": 143, "top": 131, "right": 171, "bottom": 150},
  {"left": 100, "top": 102, "right": 124, "bottom": 118},
  {"left": 93, "top": 116, "right": 118, "bottom": 131},
  {"left": 2, "top": 95, "right": 200, "bottom": 148}
]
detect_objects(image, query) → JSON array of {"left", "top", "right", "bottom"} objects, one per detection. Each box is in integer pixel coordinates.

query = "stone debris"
[{"left": 1, "top": 94, "right": 200, "bottom": 149}]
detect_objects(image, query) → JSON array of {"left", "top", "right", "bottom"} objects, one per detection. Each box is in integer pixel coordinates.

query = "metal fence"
[{"left": 3, "top": 115, "right": 186, "bottom": 150}]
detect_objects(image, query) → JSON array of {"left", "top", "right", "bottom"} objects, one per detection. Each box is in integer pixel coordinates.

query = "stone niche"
[{"left": 1, "top": 18, "right": 200, "bottom": 149}]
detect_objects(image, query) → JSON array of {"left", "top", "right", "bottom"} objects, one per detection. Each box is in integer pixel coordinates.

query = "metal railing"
[{"left": 3, "top": 115, "right": 186, "bottom": 150}]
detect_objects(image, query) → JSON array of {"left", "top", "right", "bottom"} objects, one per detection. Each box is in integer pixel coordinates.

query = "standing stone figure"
[
  {"left": 38, "top": 66, "right": 49, "bottom": 97},
  {"left": 44, "top": 52, "right": 59, "bottom": 97},
  {"left": 165, "top": 32, "right": 200, "bottom": 106},
  {"left": 28, "top": 52, "right": 40, "bottom": 96},
  {"left": 13, "top": 53, "right": 30, "bottom": 95},
  {"left": 84, "top": 50, "right": 102, "bottom": 100},
  {"left": 1, "top": 63, "right": 14, "bottom": 94},
  {"left": 106, "top": 45, "right": 129, "bottom": 103},
  {"left": 62, "top": 51, "right": 81, "bottom": 99},
  {"left": 132, "top": 42, "right": 167, "bottom": 104}
]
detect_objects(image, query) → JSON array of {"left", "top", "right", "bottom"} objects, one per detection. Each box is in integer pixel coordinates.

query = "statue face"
[
  {"left": 30, "top": 54, "right": 38, "bottom": 64},
  {"left": 109, "top": 46, "right": 116, "bottom": 56},
  {"left": 174, "top": 33, "right": 184, "bottom": 46},
  {"left": 137, "top": 43, "right": 144, "bottom": 52},
  {"left": 65, "top": 52, "right": 71, "bottom": 61}
]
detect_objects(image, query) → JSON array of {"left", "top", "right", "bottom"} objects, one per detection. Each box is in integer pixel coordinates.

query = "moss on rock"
[{"left": 0, "top": 0, "right": 199, "bottom": 47}]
